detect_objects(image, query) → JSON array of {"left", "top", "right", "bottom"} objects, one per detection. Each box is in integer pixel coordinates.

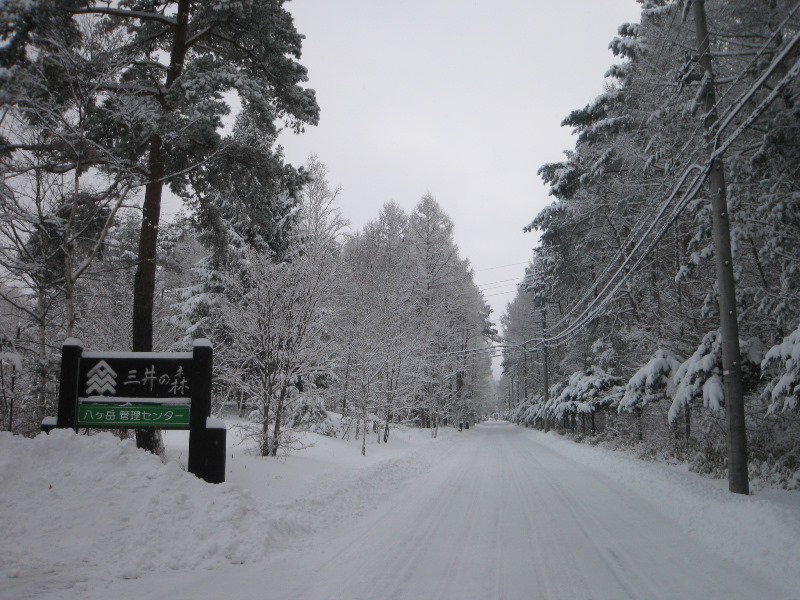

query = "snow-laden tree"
[
  {"left": 619, "top": 350, "right": 681, "bottom": 412},
  {"left": 334, "top": 227, "right": 411, "bottom": 453},
  {"left": 619, "top": 349, "right": 681, "bottom": 441},
  {"left": 332, "top": 200, "right": 426, "bottom": 451},
  {"left": 205, "top": 157, "right": 345, "bottom": 457},
  {"left": 212, "top": 247, "right": 335, "bottom": 457},
  {"left": 499, "top": 285, "right": 539, "bottom": 407},
  {"left": 406, "top": 194, "right": 466, "bottom": 434},
  {"left": 669, "top": 331, "right": 725, "bottom": 423},
  {"left": 0, "top": 15, "right": 141, "bottom": 429},
  {"left": 358, "top": 203, "right": 417, "bottom": 444},
  {"left": 39, "top": 0, "right": 321, "bottom": 356},
  {"left": 762, "top": 325, "right": 800, "bottom": 414},
  {"left": 513, "top": 1, "right": 800, "bottom": 479},
  {"left": 551, "top": 367, "right": 623, "bottom": 436},
  {"left": 330, "top": 195, "right": 494, "bottom": 448},
  {"left": 2, "top": 0, "right": 320, "bottom": 449},
  {"left": 0, "top": 321, "right": 23, "bottom": 432}
]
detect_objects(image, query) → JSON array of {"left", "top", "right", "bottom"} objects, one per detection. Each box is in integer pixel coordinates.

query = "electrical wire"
[
  {"left": 516, "top": 49, "right": 800, "bottom": 351},
  {"left": 520, "top": 3, "right": 799, "bottom": 343},
  {"left": 504, "top": 3, "right": 800, "bottom": 354}
]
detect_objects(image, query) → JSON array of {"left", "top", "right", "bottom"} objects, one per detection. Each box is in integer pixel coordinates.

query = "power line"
[
  {"left": 529, "top": 3, "right": 795, "bottom": 340},
  {"left": 483, "top": 287, "right": 524, "bottom": 299},
  {"left": 476, "top": 277, "right": 523, "bottom": 290},
  {"left": 472, "top": 261, "right": 529, "bottom": 272},
  {"left": 510, "top": 16, "right": 800, "bottom": 352},
  {"left": 522, "top": 5, "right": 699, "bottom": 332}
]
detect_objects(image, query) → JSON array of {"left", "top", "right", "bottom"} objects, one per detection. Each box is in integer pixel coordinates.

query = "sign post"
[{"left": 43, "top": 338, "right": 225, "bottom": 484}]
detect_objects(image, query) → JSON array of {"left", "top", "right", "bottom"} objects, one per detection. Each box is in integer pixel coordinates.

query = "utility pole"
[
  {"left": 693, "top": 0, "right": 749, "bottom": 495},
  {"left": 539, "top": 300, "right": 550, "bottom": 433},
  {"left": 522, "top": 343, "right": 528, "bottom": 401}
]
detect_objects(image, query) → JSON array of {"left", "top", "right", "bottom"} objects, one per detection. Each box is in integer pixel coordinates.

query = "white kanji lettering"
[
  {"left": 169, "top": 366, "right": 189, "bottom": 395},
  {"left": 141, "top": 366, "right": 157, "bottom": 391},
  {"left": 123, "top": 369, "right": 139, "bottom": 386}
]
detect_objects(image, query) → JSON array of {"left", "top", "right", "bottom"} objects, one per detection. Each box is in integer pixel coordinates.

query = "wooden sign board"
[{"left": 43, "top": 339, "right": 225, "bottom": 483}]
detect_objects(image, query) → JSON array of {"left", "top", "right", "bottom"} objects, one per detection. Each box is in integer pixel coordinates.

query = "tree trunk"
[
  {"left": 132, "top": 134, "right": 164, "bottom": 354},
  {"left": 36, "top": 291, "right": 48, "bottom": 425},
  {"left": 259, "top": 370, "right": 273, "bottom": 456},
  {"left": 342, "top": 355, "right": 350, "bottom": 413},
  {"left": 261, "top": 405, "right": 271, "bottom": 457},
  {"left": 271, "top": 385, "right": 288, "bottom": 457},
  {"left": 361, "top": 391, "right": 367, "bottom": 457},
  {"left": 133, "top": 138, "right": 165, "bottom": 455},
  {"left": 132, "top": 0, "right": 191, "bottom": 454},
  {"left": 684, "top": 403, "right": 691, "bottom": 448},
  {"left": 63, "top": 166, "right": 81, "bottom": 338},
  {"left": 636, "top": 406, "right": 643, "bottom": 442}
]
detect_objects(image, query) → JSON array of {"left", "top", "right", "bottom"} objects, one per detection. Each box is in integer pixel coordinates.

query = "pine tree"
[{"left": 1, "top": 1, "right": 320, "bottom": 450}]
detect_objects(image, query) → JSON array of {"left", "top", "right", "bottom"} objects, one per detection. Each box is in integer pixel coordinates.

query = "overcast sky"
[{"left": 276, "top": 0, "right": 643, "bottom": 332}]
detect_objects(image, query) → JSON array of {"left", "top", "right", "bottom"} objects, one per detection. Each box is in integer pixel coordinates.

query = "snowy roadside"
[
  {"left": 0, "top": 423, "right": 449, "bottom": 597},
  {"left": 4, "top": 422, "right": 799, "bottom": 599},
  {"left": 526, "top": 428, "right": 800, "bottom": 592}
]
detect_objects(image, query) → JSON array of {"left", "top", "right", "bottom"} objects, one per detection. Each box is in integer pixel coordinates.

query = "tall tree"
[
  {"left": 0, "top": 10, "right": 139, "bottom": 428},
  {"left": 515, "top": 0, "right": 800, "bottom": 483},
  {"left": 1, "top": 0, "right": 320, "bottom": 449},
  {"left": 205, "top": 156, "right": 344, "bottom": 457}
]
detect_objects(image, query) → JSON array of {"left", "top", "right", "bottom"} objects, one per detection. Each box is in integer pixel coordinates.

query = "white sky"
[{"left": 277, "top": 0, "right": 643, "bottom": 331}]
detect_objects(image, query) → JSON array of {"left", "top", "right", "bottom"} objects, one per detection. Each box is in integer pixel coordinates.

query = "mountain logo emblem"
[{"left": 86, "top": 361, "right": 117, "bottom": 396}]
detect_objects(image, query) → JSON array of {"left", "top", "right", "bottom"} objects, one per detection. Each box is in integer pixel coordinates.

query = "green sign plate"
[{"left": 77, "top": 403, "right": 190, "bottom": 428}]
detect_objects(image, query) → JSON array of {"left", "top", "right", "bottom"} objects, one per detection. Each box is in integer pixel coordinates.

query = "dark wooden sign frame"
[{"left": 43, "top": 338, "right": 225, "bottom": 484}]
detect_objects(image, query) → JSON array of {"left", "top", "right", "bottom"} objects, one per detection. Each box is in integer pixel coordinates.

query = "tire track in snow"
[
  {"left": 503, "top": 434, "right": 566, "bottom": 600},
  {"left": 514, "top": 427, "right": 789, "bottom": 600},
  {"left": 72, "top": 423, "right": 794, "bottom": 600},
  {"left": 380, "top": 434, "right": 482, "bottom": 600},
  {"left": 428, "top": 439, "right": 485, "bottom": 600},
  {"left": 522, "top": 435, "right": 661, "bottom": 599}
]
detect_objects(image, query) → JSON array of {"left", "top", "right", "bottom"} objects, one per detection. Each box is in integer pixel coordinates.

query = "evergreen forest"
[{"left": 501, "top": 0, "right": 800, "bottom": 491}]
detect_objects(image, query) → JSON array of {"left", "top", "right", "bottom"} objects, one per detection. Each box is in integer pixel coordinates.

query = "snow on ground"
[
  {"left": 0, "top": 421, "right": 442, "bottom": 598},
  {"left": 530, "top": 429, "right": 800, "bottom": 591},
  {"left": 1, "top": 420, "right": 798, "bottom": 599}
]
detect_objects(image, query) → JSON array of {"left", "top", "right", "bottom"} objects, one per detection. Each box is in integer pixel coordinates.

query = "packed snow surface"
[{"left": 1, "top": 422, "right": 798, "bottom": 599}]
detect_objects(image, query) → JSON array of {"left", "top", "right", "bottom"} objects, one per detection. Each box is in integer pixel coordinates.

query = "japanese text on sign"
[
  {"left": 76, "top": 404, "right": 190, "bottom": 428},
  {"left": 122, "top": 365, "right": 189, "bottom": 394},
  {"left": 82, "top": 358, "right": 191, "bottom": 398}
]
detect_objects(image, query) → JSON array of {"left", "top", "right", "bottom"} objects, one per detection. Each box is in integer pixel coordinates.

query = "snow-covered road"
[{"left": 77, "top": 422, "right": 793, "bottom": 600}]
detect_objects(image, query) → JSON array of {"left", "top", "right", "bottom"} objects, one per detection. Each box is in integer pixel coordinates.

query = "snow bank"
[
  {"left": 0, "top": 423, "right": 441, "bottom": 589},
  {"left": 534, "top": 430, "right": 800, "bottom": 590},
  {"left": 0, "top": 430, "right": 277, "bottom": 581}
]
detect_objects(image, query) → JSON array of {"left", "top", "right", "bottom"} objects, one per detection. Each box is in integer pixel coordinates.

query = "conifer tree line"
[
  {"left": 501, "top": 0, "right": 800, "bottom": 488},
  {"left": 0, "top": 1, "right": 496, "bottom": 455}
]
